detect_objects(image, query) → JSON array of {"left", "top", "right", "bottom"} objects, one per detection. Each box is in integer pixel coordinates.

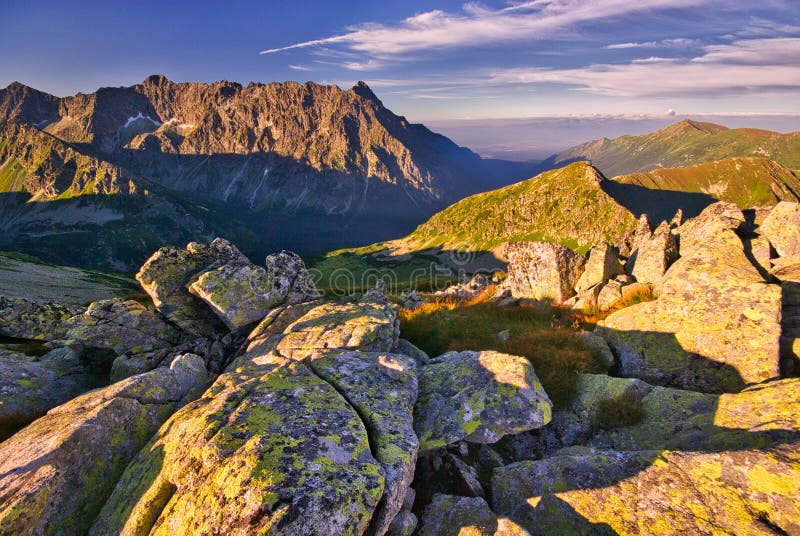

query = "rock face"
[
  {"left": 0, "top": 354, "right": 208, "bottom": 536},
  {"left": 492, "top": 443, "right": 800, "bottom": 535},
  {"left": 574, "top": 243, "right": 623, "bottom": 292},
  {"left": 761, "top": 201, "right": 800, "bottom": 258},
  {"left": 599, "top": 203, "right": 782, "bottom": 392},
  {"left": 505, "top": 242, "right": 586, "bottom": 304},
  {"left": 629, "top": 221, "right": 679, "bottom": 287},
  {"left": 188, "top": 250, "right": 319, "bottom": 331},
  {"left": 0, "top": 296, "right": 82, "bottom": 341},
  {"left": 136, "top": 238, "right": 250, "bottom": 336},
  {"left": 415, "top": 351, "right": 552, "bottom": 450}
]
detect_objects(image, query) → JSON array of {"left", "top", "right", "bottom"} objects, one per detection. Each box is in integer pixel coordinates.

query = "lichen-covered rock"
[
  {"left": 676, "top": 201, "right": 745, "bottom": 253},
  {"left": 579, "top": 332, "right": 615, "bottom": 371},
  {"left": 276, "top": 302, "right": 399, "bottom": 359},
  {"left": 596, "top": 280, "right": 625, "bottom": 312},
  {"left": 311, "top": 351, "right": 419, "bottom": 535},
  {"left": 0, "top": 295, "right": 82, "bottom": 341},
  {"left": 505, "top": 242, "right": 586, "bottom": 304},
  {"left": 598, "top": 220, "right": 782, "bottom": 392},
  {"left": 136, "top": 238, "right": 249, "bottom": 336},
  {"left": 760, "top": 201, "right": 800, "bottom": 258},
  {"left": 188, "top": 250, "right": 320, "bottom": 331},
  {"left": 0, "top": 347, "right": 105, "bottom": 437},
  {"left": 629, "top": 221, "right": 678, "bottom": 288},
  {"left": 386, "top": 510, "right": 418, "bottom": 536},
  {"left": 393, "top": 338, "right": 430, "bottom": 365},
  {"left": 63, "top": 298, "right": 181, "bottom": 357},
  {"left": 0, "top": 354, "right": 207, "bottom": 536},
  {"left": 415, "top": 351, "right": 552, "bottom": 451},
  {"left": 492, "top": 443, "right": 800, "bottom": 536},
  {"left": 92, "top": 358, "right": 385, "bottom": 536},
  {"left": 418, "top": 494, "right": 499, "bottom": 536},
  {"left": 574, "top": 243, "right": 623, "bottom": 292}
]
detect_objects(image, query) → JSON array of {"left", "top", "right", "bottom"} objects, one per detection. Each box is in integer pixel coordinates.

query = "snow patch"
[
  {"left": 249, "top": 166, "right": 270, "bottom": 208},
  {"left": 123, "top": 112, "right": 161, "bottom": 129}
]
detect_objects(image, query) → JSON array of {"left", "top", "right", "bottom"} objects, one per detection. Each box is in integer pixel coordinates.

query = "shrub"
[{"left": 592, "top": 390, "right": 646, "bottom": 431}]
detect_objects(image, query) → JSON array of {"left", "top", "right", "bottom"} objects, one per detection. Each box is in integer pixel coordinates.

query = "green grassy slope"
[
  {"left": 614, "top": 157, "right": 800, "bottom": 209},
  {"left": 546, "top": 120, "right": 800, "bottom": 177}
]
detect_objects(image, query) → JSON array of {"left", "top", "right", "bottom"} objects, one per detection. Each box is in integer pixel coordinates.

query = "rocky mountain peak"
[{"left": 351, "top": 81, "right": 383, "bottom": 106}]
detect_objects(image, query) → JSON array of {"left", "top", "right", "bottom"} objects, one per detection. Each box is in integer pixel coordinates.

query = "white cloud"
[
  {"left": 260, "top": 0, "right": 704, "bottom": 67},
  {"left": 487, "top": 37, "right": 800, "bottom": 97},
  {"left": 288, "top": 64, "right": 312, "bottom": 71},
  {"left": 607, "top": 38, "right": 701, "bottom": 49}
]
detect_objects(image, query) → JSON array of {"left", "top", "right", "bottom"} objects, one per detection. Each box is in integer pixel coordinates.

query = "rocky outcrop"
[
  {"left": 629, "top": 221, "right": 679, "bottom": 288},
  {"left": 505, "top": 242, "right": 586, "bottom": 304},
  {"left": 574, "top": 243, "right": 623, "bottom": 292},
  {"left": 0, "top": 354, "right": 208, "bottom": 535},
  {"left": 414, "top": 351, "right": 552, "bottom": 450},
  {"left": 188, "top": 250, "right": 320, "bottom": 331},
  {"left": 599, "top": 203, "right": 782, "bottom": 392},
  {"left": 136, "top": 238, "right": 250, "bottom": 336},
  {"left": 0, "top": 296, "right": 82, "bottom": 341},
  {"left": 760, "top": 201, "right": 800, "bottom": 258}
]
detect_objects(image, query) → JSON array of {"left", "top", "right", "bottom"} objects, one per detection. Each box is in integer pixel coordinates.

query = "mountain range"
[{"left": 0, "top": 76, "right": 535, "bottom": 268}]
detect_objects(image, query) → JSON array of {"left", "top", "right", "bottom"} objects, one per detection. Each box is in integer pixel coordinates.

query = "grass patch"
[
  {"left": 399, "top": 292, "right": 606, "bottom": 408},
  {"left": 592, "top": 391, "right": 646, "bottom": 431}
]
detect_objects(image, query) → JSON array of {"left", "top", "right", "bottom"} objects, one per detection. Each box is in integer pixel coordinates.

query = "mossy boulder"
[
  {"left": 0, "top": 295, "right": 82, "bottom": 341},
  {"left": 136, "top": 238, "right": 249, "bottom": 336},
  {"left": 311, "top": 351, "right": 419, "bottom": 535},
  {"left": 598, "top": 207, "right": 782, "bottom": 392},
  {"left": 0, "top": 347, "right": 104, "bottom": 438},
  {"left": 92, "top": 358, "right": 385, "bottom": 535},
  {"left": 492, "top": 442, "right": 800, "bottom": 535},
  {"left": 760, "top": 201, "right": 800, "bottom": 258},
  {"left": 276, "top": 302, "right": 399, "bottom": 360},
  {"left": 0, "top": 354, "right": 207, "bottom": 536},
  {"left": 505, "top": 242, "right": 586, "bottom": 304},
  {"left": 188, "top": 250, "right": 320, "bottom": 331},
  {"left": 415, "top": 351, "right": 552, "bottom": 451}
]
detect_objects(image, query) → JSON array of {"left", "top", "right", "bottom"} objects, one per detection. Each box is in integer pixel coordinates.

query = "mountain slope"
[
  {"left": 614, "top": 157, "right": 800, "bottom": 209},
  {"left": 364, "top": 162, "right": 640, "bottom": 255},
  {"left": 543, "top": 119, "right": 800, "bottom": 177}
]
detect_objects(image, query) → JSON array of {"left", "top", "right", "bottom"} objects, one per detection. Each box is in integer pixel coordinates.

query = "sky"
[{"left": 2, "top": 0, "right": 799, "bottom": 157}]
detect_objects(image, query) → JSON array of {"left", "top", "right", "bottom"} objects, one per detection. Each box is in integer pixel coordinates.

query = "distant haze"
[{"left": 427, "top": 115, "right": 800, "bottom": 162}]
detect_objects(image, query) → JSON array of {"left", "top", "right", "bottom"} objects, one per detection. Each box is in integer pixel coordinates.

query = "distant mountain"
[
  {"left": 0, "top": 76, "right": 536, "bottom": 268},
  {"left": 361, "top": 162, "right": 640, "bottom": 256},
  {"left": 614, "top": 157, "right": 800, "bottom": 211},
  {"left": 542, "top": 119, "right": 800, "bottom": 177}
]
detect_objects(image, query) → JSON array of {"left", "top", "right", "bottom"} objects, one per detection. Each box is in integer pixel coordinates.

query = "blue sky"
[{"left": 2, "top": 0, "right": 799, "bottom": 123}]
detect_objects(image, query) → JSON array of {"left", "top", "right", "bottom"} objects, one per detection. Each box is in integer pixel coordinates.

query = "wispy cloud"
[
  {"left": 288, "top": 64, "right": 312, "bottom": 71},
  {"left": 607, "top": 38, "right": 701, "bottom": 49},
  {"left": 260, "top": 0, "right": 704, "bottom": 69},
  {"left": 489, "top": 37, "right": 800, "bottom": 97}
]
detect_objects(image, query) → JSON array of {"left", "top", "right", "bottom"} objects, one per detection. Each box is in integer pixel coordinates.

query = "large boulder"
[
  {"left": 414, "top": 350, "right": 552, "bottom": 451},
  {"left": 0, "top": 296, "right": 82, "bottom": 341},
  {"left": 136, "top": 238, "right": 249, "bottom": 336},
  {"left": 0, "top": 347, "right": 105, "bottom": 438},
  {"left": 505, "top": 242, "right": 586, "bottom": 304},
  {"left": 629, "top": 221, "right": 679, "bottom": 288},
  {"left": 0, "top": 354, "right": 208, "bottom": 536},
  {"left": 492, "top": 443, "right": 800, "bottom": 535},
  {"left": 574, "top": 243, "right": 623, "bottom": 292},
  {"left": 760, "top": 201, "right": 800, "bottom": 258},
  {"left": 418, "top": 494, "right": 528, "bottom": 536},
  {"left": 276, "top": 302, "right": 399, "bottom": 359},
  {"left": 188, "top": 250, "right": 320, "bottom": 331},
  {"left": 598, "top": 208, "right": 782, "bottom": 392}
]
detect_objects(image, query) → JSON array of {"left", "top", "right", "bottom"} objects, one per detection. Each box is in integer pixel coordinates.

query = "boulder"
[
  {"left": 0, "top": 354, "right": 208, "bottom": 536},
  {"left": 598, "top": 218, "right": 782, "bottom": 392},
  {"left": 414, "top": 350, "right": 552, "bottom": 450},
  {"left": 629, "top": 221, "right": 679, "bottom": 287},
  {"left": 492, "top": 442, "right": 800, "bottom": 535},
  {"left": 311, "top": 351, "right": 419, "bottom": 535},
  {"left": 574, "top": 243, "right": 623, "bottom": 292},
  {"left": 747, "top": 235, "right": 774, "bottom": 275},
  {"left": 0, "top": 296, "right": 82, "bottom": 341},
  {"left": 579, "top": 332, "right": 615, "bottom": 371},
  {"left": 760, "top": 201, "right": 800, "bottom": 258},
  {"left": 0, "top": 347, "right": 105, "bottom": 438},
  {"left": 676, "top": 201, "right": 745, "bottom": 252},
  {"left": 418, "top": 494, "right": 529, "bottom": 536},
  {"left": 136, "top": 238, "right": 249, "bottom": 336},
  {"left": 387, "top": 511, "right": 418, "bottom": 536},
  {"left": 505, "top": 242, "right": 586, "bottom": 304},
  {"left": 188, "top": 250, "right": 319, "bottom": 331},
  {"left": 596, "top": 280, "right": 624, "bottom": 312},
  {"left": 276, "top": 302, "right": 399, "bottom": 360}
]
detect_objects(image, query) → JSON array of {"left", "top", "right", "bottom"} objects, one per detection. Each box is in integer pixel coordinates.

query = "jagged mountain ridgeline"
[
  {"left": 0, "top": 76, "right": 536, "bottom": 269},
  {"left": 542, "top": 119, "right": 800, "bottom": 177}
]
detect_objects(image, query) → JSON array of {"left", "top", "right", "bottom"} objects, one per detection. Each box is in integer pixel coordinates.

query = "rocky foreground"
[{"left": 1, "top": 202, "right": 800, "bottom": 535}]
